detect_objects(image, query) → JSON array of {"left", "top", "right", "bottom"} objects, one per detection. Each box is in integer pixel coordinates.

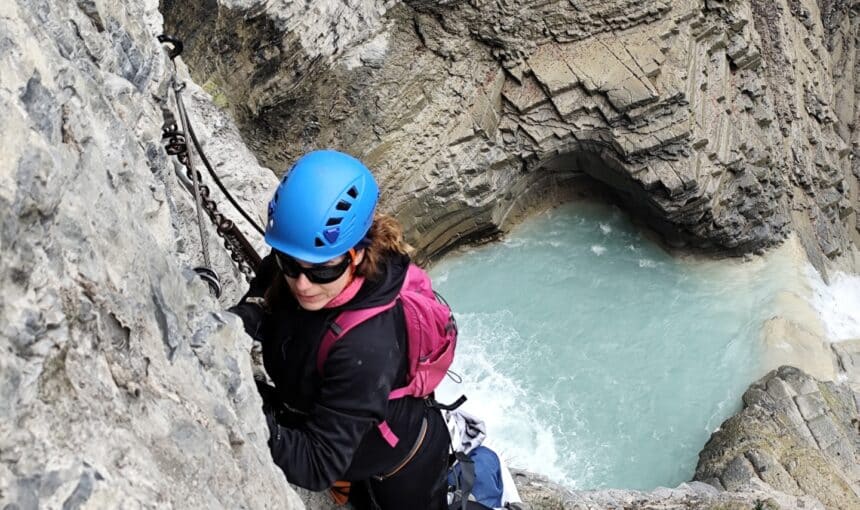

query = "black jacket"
[{"left": 231, "top": 252, "right": 428, "bottom": 490}]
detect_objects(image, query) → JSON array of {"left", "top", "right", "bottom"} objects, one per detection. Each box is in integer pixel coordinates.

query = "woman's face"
[{"left": 284, "top": 250, "right": 365, "bottom": 311}]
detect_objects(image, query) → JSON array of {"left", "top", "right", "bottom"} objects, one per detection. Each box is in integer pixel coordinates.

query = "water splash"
[
  {"left": 806, "top": 265, "right": 860, "bottom": 342},
  {"left": 437, "top": 311, "right": 574, "bottom": 485}
]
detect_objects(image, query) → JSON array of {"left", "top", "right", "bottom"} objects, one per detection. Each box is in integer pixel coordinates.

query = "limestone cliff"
[
  {"left": 0, "top": 0, "right": 299, "bottom": 507},
  {"left": 162, "top": 0, "right": 860, "bottom": 270}
]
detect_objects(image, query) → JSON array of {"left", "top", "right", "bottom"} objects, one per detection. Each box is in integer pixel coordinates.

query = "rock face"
[
  {"left": 162, "top": 0, "right": 860, "bottom": 266},
  {"left": 513, "top": 471, "right": 823, "bottom": 509},
  {"left": 695, "top": 365, "right": 860, "bottom": 510},
  {"left": 0, "top": 0, "right": 298, "bottom": 507}
]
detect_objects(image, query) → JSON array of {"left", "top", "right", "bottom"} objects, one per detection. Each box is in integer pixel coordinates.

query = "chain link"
[{"left": 162, "top": 118, "right": 256, "bottom": 282}]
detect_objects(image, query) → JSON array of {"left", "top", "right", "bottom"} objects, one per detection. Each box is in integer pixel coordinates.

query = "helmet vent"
[
  {"left": 314, "top": 237, "right": 325, "bottom": 247},
  {"left": 326, "top": 217, "right": 343, "bottom": 226},
  {"left": 336, "top": 200, "right": 352, "bottom": 211},
  {"left": 346, "top": 186, "right": 359, "bottom": 199}
]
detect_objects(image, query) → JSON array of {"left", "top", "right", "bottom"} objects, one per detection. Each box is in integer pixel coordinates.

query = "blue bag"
[{"left": 447, "top": 446, "right": 504, "bottom": 508}]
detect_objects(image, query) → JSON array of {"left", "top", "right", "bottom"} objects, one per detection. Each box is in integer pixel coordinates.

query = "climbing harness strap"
[{"left": 375, "top": 416, "right": 429, "bottom": 481}]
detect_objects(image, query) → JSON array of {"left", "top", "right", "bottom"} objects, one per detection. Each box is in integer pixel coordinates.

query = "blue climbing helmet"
[{"left": 265, "top": 150, "right": 379, "bottom": 263}]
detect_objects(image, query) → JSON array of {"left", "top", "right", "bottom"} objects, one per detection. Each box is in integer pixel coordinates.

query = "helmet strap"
[
  {"left": 322, "top": 249, "right": 365, "bottom": 309},
  {"left": 345, "top": 248, "right": 358, "bottom": 284}
]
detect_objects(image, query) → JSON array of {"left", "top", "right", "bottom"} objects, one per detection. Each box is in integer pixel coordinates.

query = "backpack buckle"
[{"left": 425, "top": 394, "right": 467, "bottom": 411}]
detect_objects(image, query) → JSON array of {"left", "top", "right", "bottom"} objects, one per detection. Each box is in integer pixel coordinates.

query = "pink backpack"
[{"left": 316, "top": 264, "right": 457, "bottom": 447}]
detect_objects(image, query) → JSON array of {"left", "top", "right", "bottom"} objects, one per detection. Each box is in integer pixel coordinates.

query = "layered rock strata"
[
  {"left": 0, "top": 0, "right": 297, "bottom": 507},
  {"left": 162, "top": 0, "right": 859, "bottom": 267},
  {"left": 695, "top": 365, "right": 860, "bottom": 510}
]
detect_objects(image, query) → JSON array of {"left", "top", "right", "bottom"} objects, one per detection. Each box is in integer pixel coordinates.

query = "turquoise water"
[{"left": 432, "top": 201, "right": 799, "bottom": 490}]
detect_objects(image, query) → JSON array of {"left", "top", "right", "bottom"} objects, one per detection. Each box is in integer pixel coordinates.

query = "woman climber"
[{"left": 229, "top": 150, "right": 451, "bottom": 509}]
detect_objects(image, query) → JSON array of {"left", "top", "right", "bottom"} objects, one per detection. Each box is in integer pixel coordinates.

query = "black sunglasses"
[{"left": 273, "top": 250, "right": 353, "bottom": 284}]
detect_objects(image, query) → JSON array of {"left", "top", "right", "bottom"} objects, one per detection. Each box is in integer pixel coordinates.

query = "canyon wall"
[
  {"left": 4, "top": 1, "right": 860, "bottom": 508},
  {"left": 163, "top": 0, "right": 860, "bottom": 269}
]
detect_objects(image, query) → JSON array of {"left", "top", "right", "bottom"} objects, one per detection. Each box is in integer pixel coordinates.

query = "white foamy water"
[
  {"left": 435, "top": 311, "right": 574, "bottom": 485},
  {"left": 807, "top": 266, "right": 860, "bottom": 342}
]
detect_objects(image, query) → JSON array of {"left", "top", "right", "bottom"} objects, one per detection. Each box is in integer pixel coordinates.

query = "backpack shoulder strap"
[
  {"left": 453, "top": 451, "right": 476, "bottom": 510},
  {"left": 316, "top": 301, "right": 398, "bottom": 375}
]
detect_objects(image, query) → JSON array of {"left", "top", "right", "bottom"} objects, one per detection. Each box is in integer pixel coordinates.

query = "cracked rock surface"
[
  {"left": 695, "top": 365, "right": 860, "bottom": 510},
  {"left": 163, "top": 0, "right": 860, "bottom": 267},
  {"left": 0, "top": 0, "right": 296, "bottom": 507}
]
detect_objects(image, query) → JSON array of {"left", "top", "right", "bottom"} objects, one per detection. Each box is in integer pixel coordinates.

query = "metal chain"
[
  {"left": 161, "top": 114, "right": 256, "bottom": 281},
  {"left": 158, "top": 34, "right": 260, "bottom": 282},
  {"left": 223, "top": 232, "right": 256, "bottom": 278}
]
